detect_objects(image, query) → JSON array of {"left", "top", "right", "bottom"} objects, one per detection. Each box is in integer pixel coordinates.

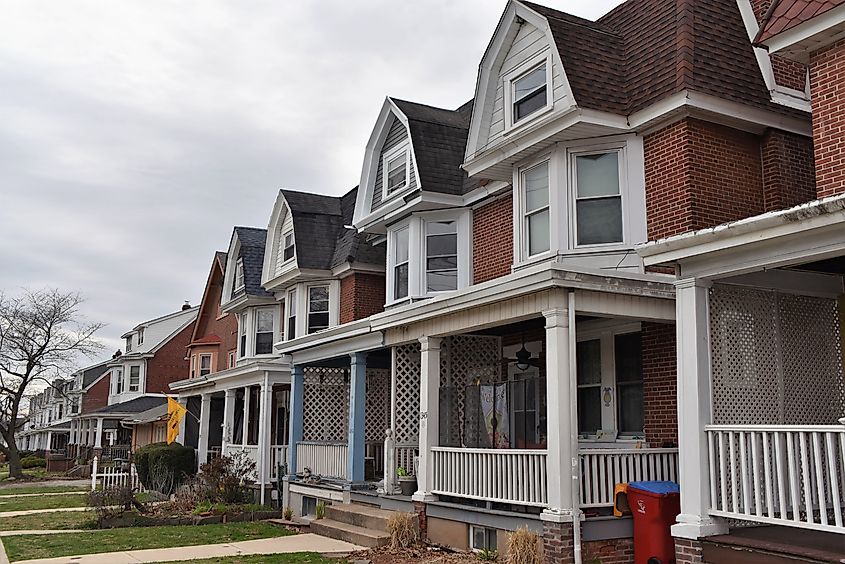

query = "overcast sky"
[{"left": 0, "top": 0, "right": 622, "bottom": 367}]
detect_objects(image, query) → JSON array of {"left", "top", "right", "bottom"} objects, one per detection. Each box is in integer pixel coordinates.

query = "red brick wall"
[
  {"left": 81, "top": 375, "right": 110, "bottom": 414},
  {"left": 472, "top": 193, "right": 513, "bottom": 284},
  {"left": 642, "top": 322, "right": 677, "bottom": 447},
  {"left": 339, "top": 272, "right": 385, "bottom": 324},
  {"left": 645, "top": 118, "right": 764, "bottom": 240},
  {"left": 811, "top": 38, "right": 845, "bottom": 199},
  {"left": 675, "top": 538, "right": 705, "bottom": 564},
  {"left": 762, "top": 129, "right": 816, "bottom": 211},
  {"left": 146, "top": 321, "right": 195, "bottom": 394},
  {"left": 750, "top": 0, "right": 808, "bottom": 92},
  {"left": 189, "top": 260, "right": 238, "bottom": 372},
  {"left": 583, "top": 537, "right": 634, "bottom": 564}
]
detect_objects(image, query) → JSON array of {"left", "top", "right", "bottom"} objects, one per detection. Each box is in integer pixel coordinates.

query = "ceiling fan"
[{"left": 502, "top": 333, "right": 543, "bottom": 371}]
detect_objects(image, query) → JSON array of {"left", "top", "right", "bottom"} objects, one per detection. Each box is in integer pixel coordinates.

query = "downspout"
[
  {"left": 568, "top": 289, "right": 582, "bottom": 564},
  {"left": 260, "top": 371, "right": 269, "bottom": 506}
]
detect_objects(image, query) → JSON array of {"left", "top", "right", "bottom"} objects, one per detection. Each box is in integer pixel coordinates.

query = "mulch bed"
[{"left": 348, "top": 545, "right": 479, "bottom": 563}]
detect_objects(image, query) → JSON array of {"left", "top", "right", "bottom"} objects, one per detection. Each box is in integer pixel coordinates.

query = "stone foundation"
[{"left": 675, "top": 537, "right": 705, "bottom": 563}]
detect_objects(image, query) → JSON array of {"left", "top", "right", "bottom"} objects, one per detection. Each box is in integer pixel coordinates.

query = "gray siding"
[{"left": 370, "top": 116, "right": 416, "bottom": 212}]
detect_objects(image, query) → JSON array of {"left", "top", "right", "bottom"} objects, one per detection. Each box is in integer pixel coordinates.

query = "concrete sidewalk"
[
  {"left": 0, "top": 481, "right": 88, "bottom": 491},
  {"left": 0, "top": 508, "right": 89, "bottom": 519},
  {"left": 0, "top": 493, "right": 84, "bottom": 500},
  {"left": 11, "top": 533, "right": 362, "bottom": 563}
]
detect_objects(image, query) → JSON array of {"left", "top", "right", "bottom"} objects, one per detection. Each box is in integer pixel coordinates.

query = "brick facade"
[
  {"left": 472, "top": 193, "right": 513, "bottom": 284},
  {"left": 750, "top": 0, "right": 808, "bottom": 92},
  {"left": 811, "top": 38, "right": 845, "bottom": 199},
  {"left": 339, "top": 272, "right": 386, "bottom": 324},
  {"left": 583, "top": 537, "right": 634, "bottom": 564},
  {"left": 642, "top": 322, "right": 678, "bottom": 447},
  {"left": 541, "top": 521, "right": 574, "bottom": 564},
  {"left": 145, "top": 321, "right": 195, "bottom": 394},
  {"left": 81, "top": 375, "right": 109, "bottom": 414},
  {"left": 675, "top": 538, "right": 705, "bottom": 564},
  {"left": 761, "top": 129, "right": 816, "bottom": 211},
  {"left": 188, "top": 257, "right": 238, "bottom": 374},
  {"left": 645, "top": 118, "right": 765, "bottom": 241}
]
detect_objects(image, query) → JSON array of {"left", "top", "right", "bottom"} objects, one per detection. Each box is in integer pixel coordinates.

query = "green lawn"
[
  {"left": 0, "top": 493, "right": 88, "bottom": 512},
  {"left": 3, "top": 521, "right": 292, "bottom": 562},
  {"left": 0, "top": 464, "right": 49, "bottom": 482},
  {"left": 169, "top": 555, "right": 342, "bottom": 564},
  {"left": 0, "top": 510, "right": 95, "bottom": 531},
  {"left": 0, "top": 485, "right": 88, "bottom": 496}
]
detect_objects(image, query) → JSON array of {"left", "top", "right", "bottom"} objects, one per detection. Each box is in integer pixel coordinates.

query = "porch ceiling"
[{"left": 787, "top": 255, "right": 845, "bottom": 275}]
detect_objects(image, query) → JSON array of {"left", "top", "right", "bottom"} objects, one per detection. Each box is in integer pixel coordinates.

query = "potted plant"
[{"left": 397, "top": 466, "right": 417, "bottom": 496}]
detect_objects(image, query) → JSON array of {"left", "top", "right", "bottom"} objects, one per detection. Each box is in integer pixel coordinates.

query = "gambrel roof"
[{"left": 232, "top": 227, "right": 273, "bottom": 298}]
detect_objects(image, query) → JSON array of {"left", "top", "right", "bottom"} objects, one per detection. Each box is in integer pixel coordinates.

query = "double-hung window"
[
  {"left": 238, "top": 315, "right": 247, "bottom": 358},
  {"left": 228, "top": 350, "right": 236, "bottom": 368},
  {"left": 199, "top": 354, "right": 212, "bottom": 377},
  {"left": 125, "top": 336, "right": 132, "bottom": 353},
  {"left": 384, "top": 147, "right": 408, "bottom": 196},
  {"left": 129, "top": 366, "right": 140, "bottom": 392},
  {"left": 573, "top": 151, "right": 623, "bottom": 246},
  {"left": 393, "top": 228, "right": 410, "bottom": 300},
  {"left": 522, "top": 161, "right": 550, "bottom": 257},
  {"left": 286, "top": 290, "right": 297, "bottom": 340},
  {"left": 115, "top": 369, "right": 123, "bottom": 394},
  {"left": 137, "top": 328, "right": 144, "bottom": 345},
  {"left": 425, "top": 221, "right": 457, "bottom": 292},
  {"left": 282, "top": 231, "right": 295, "bottom": 262},
  {"left": 307, "top": 286, "right": 330, "bottom": 334},
  {"left": 512, "top": 62, "right": 547, "bottom": 123},
  {"left": 255, "top": 309, "right": 274, "bottom": 355},
  {"left": 576, "top": 339, "right": 602, "bottom": 436},
  {"left": 234, "top": 258, "right": 245, "bottom": 291}
]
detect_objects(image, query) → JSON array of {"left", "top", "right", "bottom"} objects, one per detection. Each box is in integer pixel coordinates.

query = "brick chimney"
[{"left": 181, "top": 301, "right": 191, "bottom": 311}]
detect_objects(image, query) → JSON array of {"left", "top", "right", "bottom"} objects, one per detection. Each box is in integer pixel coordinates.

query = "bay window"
[
  {"left": 394, "top": 227, "right": 409, "bottom": 300},
  {"left": 573, "top": 150, "right": 623, "bottom": 246},
  {"left": 425, "top": 220, "right": 457, "bottom": 292},
  {"left": 129, "top": 365, "right": 140, "bottom": 392},
  {"left": 190, "top": 355, "right": 197, "bottom": 378},
  {"left": 199, "top": 354, "right": 212, "bottom": 376},
  {"left": 238, "top": 315, "right": 247, "bottom": 358},
  {"left": 307, "top": 286, "right": 330, "bottom": 334},
  {"left": 114, "top": 369, "right": 123, "bottom": 395},
  {"left": 255, "top": 308, "right": 274, "bottom": 354},
  {"left": 286, "top": 289, "right": 297, "bottom": 340},
  {"left": 522, "top": 161, "right": 550, "bottom": 257}
]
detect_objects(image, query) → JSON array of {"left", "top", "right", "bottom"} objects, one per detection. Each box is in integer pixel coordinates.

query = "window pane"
[
  {"left": 527, "top": 209, "right": 550, "bottom": 256},
  {"left": 576, "top": 152, "right": 619, "bottom": 198},
  {"left": 256, "top": 333, "right": 273, "bottom": 355},
  {"left": 308, "top": 312, "right": 329, "bottom": 333},
  {"left": 514, "top": 64, "right": 545, "bottom": 101},
  {"left": 200, "top": 356, "right": 211, "bottom": 369},
  {"left": 395, "top": 229, "right": 409, "bottom": 263},
  {"left": 576, "top": 197, "right": 623, "bottom": 245},
  {"left": 577, "top": 339, "right": 602, "bottom": 385},
  {"left": 578, "top": 387, "right": 601, "bottom": 434},
  {"left": 427, "top": 234, "right": 457, "bottom": 256},
  {"left": 395, "top": 263, "right": 409, "bottom": 299},
  {"left": 427, "top": 271, "right": 457, "bottom": 292},
  {"left": 427, "top": 220, "right": 456, "bottom": 235},
  {"left": 615, "top": 333, "right": 643, "bottom": 383},
  {"left": 524, "top": 163, "right": 548, "bottom": 212},
  {"left": 257, "top": 310, "right": 274, "bottom": 332},
  {"left": 308, "top": 287, "right": 329, "bottom": 312},
  {"left": 287, "top": 317, "right": 296, "bottom": 340},
  {"left": 618, "top": 383, "right": 644, "bottom": 434},
  {"left": 426, "top": 256, "right": 458, "bottom": 271},
  {"left": 515, "top": 87, "right": 547, "bottom": 121},
  {"left": 386, "top": 153, "right": 406, "bottom": 193}
]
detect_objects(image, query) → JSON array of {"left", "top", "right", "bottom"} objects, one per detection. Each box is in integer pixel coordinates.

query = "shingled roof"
[
  {"left": 233, "top": 227, "right": 273, "bottom": 298},
  {"left": 282, "top": 187, "right": 385, "bottom": 270},
  {"left": 755, "top": 0, "right": 845, "bottom": 43},
  {"left": 391, "top": 98, "right": 479, "bottom": 196},
  {"left": 519, "top": 0, "right": 807, "bottom": 117}
]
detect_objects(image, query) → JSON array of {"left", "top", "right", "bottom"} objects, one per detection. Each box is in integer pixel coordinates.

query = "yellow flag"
[{"left": 166, "top": 396, "right": 187, "bottom": 444}]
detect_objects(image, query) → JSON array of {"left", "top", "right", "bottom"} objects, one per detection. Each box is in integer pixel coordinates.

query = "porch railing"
[
  {"left": 223, "top": 444, "right": 259, "bottom": 480},
  {"left": 706, "top": 425, "right": 845, "bottom": 534},
  {"left": 101, "top": 444, "right": 131, "bottom": 462},
  {"left": 579, "top": 447, "right": 679, "bottom": 508},
  {"left": 431, "top": 447, "right": 548, "bottom": 506},
  {"left": 270, "top": 445, "right": 288, "bottom": 480},
  {"left": 296, "top": 441, "right": 348, "bottom": 480}
]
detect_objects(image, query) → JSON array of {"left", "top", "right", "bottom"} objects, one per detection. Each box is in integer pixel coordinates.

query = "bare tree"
[{"left": 0, "top": 289, "right": 103, "bottom": 479}]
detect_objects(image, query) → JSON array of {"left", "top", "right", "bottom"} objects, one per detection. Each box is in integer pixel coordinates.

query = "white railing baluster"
[
  {"left": 739, "top": 431, "right": 750, "bottom": 515},
  {"left": 827, "top": 432, "right": 843, "bottom": 527},
  {"left": 762, "top": 431, "right": 774, "bottom": 518},
  {"left": 799, "top": 432, "right": 813, "bottom": 524},
  {"left": 751, "top": 432, "right": 762, "bottom": 517},
  {"left": 718, "top": 432, "right": 728, "bottom": 512},
  {"left": 813, "top": 432, "right": 828, "bottom": 526}
]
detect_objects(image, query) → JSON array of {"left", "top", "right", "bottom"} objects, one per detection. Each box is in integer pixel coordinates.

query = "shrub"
[
  {"left": 20, "top": 456, "right": 46, "bottom": 469},
  {"left": 387, "top": 512, "right": 417, "bottom": 549},
  {"left": 86, "top": 486, "right": 136, "bottom": 528},
  {"left": 315, "top": 501, "right": 326, "bottom": 520},
  {"left": 135, "top": 442, "right": 196, "bottom": 495},
  {"left": 283, "top": 506, "right": 293, "bottom": 520},
  {"left": 197, "top": 451, "right": 255, "bottom": 504},
  {"left": 506, "top": 527, "right": 542, "bottom": 564}
]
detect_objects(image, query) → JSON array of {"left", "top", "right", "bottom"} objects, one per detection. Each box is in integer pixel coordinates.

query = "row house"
[
  {"left": 639, "top": 1, "right": 845, "bottom": 562},
  {"left": 257, "top": 0, "right": 826, "bottom": 561},
  {"left": 68, "top": 304, "right": 198, "bottom": 462}
]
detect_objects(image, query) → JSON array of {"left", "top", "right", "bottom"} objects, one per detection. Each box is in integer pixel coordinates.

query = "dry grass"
[
  {"left": 506, "top": 527, "right": 543, "bottom": 564},
  {"left": 386, "top": 511, "right": 418, "bottom": 549}
]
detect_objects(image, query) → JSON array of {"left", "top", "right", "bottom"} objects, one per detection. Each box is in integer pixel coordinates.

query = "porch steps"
[
  {"left": 310, "top": 503, "right": 411, "bottom": 548},
  {"left": 701, "top": 526, "right": 845, "bottom": 564}
]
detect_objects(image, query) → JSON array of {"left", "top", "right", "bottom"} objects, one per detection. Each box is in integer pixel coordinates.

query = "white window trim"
[
  {"left": 576, "top": 320, "right": 643, "bottom": 442},
  {"left": 253, "top": 306, "right": 278, "bottom": 356},
  {"left": 569, "top": 146, "right": 627, "bottom": 250},
  {"left": 235, "top": 258, "right": 245, "bottom": 291},
  {"left": 514, "top": 151, "right": 557, "bottom": 265},
  {"left": 503, "top": 50, "right": 554, "bottom": 133},
  {"left": 380, "top": 142, "right": 412, "bottom": 205},
  {"left": 282, "top": 230, "right": 295, "bottom": 264},
  {"left": 198, "top": 353, "right": 213, "bottom": 376},
  {"left": 284, "top": 281, "right": 340, "bottom": 340},
  {"left": 137, "top": 327, "right": 144, "bottom": 345},
  {"left": 385, "top": 210, "right": 471, "bottom": 305},
  {"left": 305, "top": 283, "right": 332, "bottom": 335},
  {"left": 128, "top": 364, "right": 142, "bottom": 392},
  {"left": 238, "top": 312, "right": 248, "bottom": 358},
  {"left": 285, "top": 289, "right": 297, "bottom": 342},
  {"left": 469, "top": 525, "right": 498, "bottom": 553}
]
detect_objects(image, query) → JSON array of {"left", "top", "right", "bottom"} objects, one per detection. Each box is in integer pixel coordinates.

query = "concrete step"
[
  {"left": 325, "top": 503, "right": 410, "bottom": 532},
  {"left": 310, "top": 518, "right": 390, "bottom": 548}
]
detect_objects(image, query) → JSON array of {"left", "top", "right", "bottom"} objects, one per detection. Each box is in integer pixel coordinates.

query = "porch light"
[{"left": 515, "top": 345, "right": 532, "bottom": 372}]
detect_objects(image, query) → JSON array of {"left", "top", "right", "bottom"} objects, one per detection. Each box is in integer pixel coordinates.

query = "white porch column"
[
  {"left": 94, "top": 418, "right": 104, "bottom": 449},
  {"left": 242, "top": 386, "right": 251, "bottom": 446},
  {"left": 542, "top": 305, "right": 576, "bottom": 522},
  {"left": 258, "top": 375, "right": 272, "bottom": 504},
  {"left": 672, "top": 279, "right": 728, "bottom": 539},
  {"left": 413, "top": 336, "right": 441, "bottom": 502},
  {"left": 197, "top": 393, "right": 212, "bottom": 470},
  {"left": 69, "top": 420, "right": 77, "bottom": 445},
  {"left": 46, "top": 431, "right": 53, "bottom": 452},
  {"left": 221, "top": 388, "right": 236, "bottom": 454}
]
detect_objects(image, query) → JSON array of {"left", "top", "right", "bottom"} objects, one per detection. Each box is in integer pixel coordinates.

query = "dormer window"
[
  {"left": 504, "top": 52, "right": 553, "bottom": 131},
  {"left": 235, "top": 258, "right": 245, "bottom": 291},
  {"left": 137, "top": 327, "right": 144, "bottom": 346},
  {"left": 282, "top": 231, "right": 295, "bottom": 262},
  {"left": 383, "top": 144, "right": 409, "bottom": 197},
  {"left": 125, "top": 336, "right": 133, "bottom": 353}
]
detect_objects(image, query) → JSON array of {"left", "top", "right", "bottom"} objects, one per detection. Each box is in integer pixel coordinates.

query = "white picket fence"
[
  {"left": 90, "top": 456, "right": 144, "bottom": 491},
  {"left": 706, "top": 425, "right": 845, "bottom": 534}
]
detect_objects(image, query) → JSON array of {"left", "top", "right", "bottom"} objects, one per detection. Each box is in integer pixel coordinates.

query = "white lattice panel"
[
  {"left": 302, "top": 367, "right": 348, "bottom": 442},
  {"left": 447, "top": 335, "right": 501, "bottom": 446},
  {"left": 366, "top": 368, "right": 390, "bottom": 442},
  {"left": 710, "top": 284, "right": 845, "bottom": 426},
  {"left": 393, "top": 344, "right": 421, "bottom": 445}
]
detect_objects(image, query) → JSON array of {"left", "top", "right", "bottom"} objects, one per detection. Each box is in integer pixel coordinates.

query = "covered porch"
[{"left": 640, "top": 195, "right": 845, "bottom": 543}]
